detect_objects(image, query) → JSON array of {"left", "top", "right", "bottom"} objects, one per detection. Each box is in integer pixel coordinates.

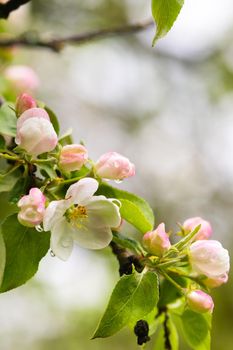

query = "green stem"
[
  {"left": 0, "top": 152, "right": 20, "bottom": 161},
  {"left": 160, "top": 269, "right": 184, "bottom": 293},
  {"left": 0, "top": 163, "right": 21, "bottom": 177}
]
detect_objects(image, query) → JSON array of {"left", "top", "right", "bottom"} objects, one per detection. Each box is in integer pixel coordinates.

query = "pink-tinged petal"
[
  {"left": 15, "top": 116, "right": 58, "bottom": 156},
  {"left": 5, "top": 65, "right": 39, "bottom": 92},
  {"left": 86, "top": 196, "right": 121, "bottom": 228},
  {"left": 16, "top": 93, "right": 37, "bottom": 115},
  {"left": 59, "top": 144, "right": 88, "bottom": 172},
  {"left": 143, "top": 223, "right": 171, "bottom": 256},
  {"left": 65, "top": 178, "right": 98, "bottom": 205},
  {"left": 187, "top": 290, "right": 214, "bottom": 313},
  {"left": 43, "top": 200, "right": 68, "bottom": 231},
  {"left": 50, "top": 219, "right": 74, "bottom": 261},
  {"left": 72, "top": 224, "right": 112, "bottom": 250},
  {"left": 95, "top": 151, "right": 135, "bottom": 180},
  {"left": 16, "top": 108, "right": 50, "bottom": 131},
  {"left": 189, "top": 240, "right": 230, "bottom": 277},
  {"left": 183, "top": 217, "right": 212, "bottom": 240}
]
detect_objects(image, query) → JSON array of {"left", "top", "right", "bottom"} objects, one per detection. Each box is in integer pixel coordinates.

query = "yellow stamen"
[{"left": 67, "top": 205, "right": 88, "bottom": 229}]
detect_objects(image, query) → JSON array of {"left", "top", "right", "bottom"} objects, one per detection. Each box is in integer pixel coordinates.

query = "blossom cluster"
[{"left": 0, "top": 79, "right": 230, "bottom": 320}]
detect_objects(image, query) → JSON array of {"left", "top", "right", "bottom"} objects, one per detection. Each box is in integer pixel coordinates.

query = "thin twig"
[
  {"left": 0, "top": 0, "right": 31, "bottom": 19},
  {"left": 0, "top": 19, "right": 154, "bottom": 52}
]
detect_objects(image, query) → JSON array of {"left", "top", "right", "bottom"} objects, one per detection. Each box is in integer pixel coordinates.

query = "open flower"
[{"left": 43, "top": 178, "right": 121, "bottom": 260}]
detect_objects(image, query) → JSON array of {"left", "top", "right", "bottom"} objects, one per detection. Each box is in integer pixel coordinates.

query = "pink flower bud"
[
  {"left": 16, "top": 93, "right": 37, "bottom": 115},
  {"left": 59, "top": 144, "right": 88, "bottom": 172},
  {"left": 189, "top": 240, "right": 230, "bottom": 278},
  {"left": 203, "top": 273, "right": 228, "bottom": 288},
  {"left": 183, "top": 217, "right": 212, "bottom": 240},
  {"left": 95, "top": 152, "right": 135, "bottom": 181},
  {"left": 143, "top": 223, "right": 171, "bottom": 256},
  {"left": 187, "top": 290, "right": 214, "bottom": 313},
  {"left": 15, "top": 107, "right": 58, "bottom": 156},
  {"left": 4, "top": 65, "right": 39, "bottom": 92},
  {"left": 18, "top": 188, "right": 46, "bottom": 227}
]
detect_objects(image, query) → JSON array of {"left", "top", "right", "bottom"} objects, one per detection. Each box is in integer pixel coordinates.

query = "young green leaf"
[
  {"left": 151, "top": 0, "right": 184, "bottom": 45},
  {"left": 181, "top": 310, "right": 210, "bottom": 349},
  {"left": 44, "top": 106, "right": 60, "bottom": 135},
  {"left": 0, "top": 103, "right": 17, "bottom": 136},
  {"left": 0, "top": 214, "right": 50, "bottom": 292},
  {"left": 97, "top": 183, "right": 154, "bottom": 233},
  {"left": 93, "top": 270, "right": 159, "bottom": 338}
]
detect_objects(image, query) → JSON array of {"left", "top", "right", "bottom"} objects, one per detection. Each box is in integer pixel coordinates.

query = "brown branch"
[
  {"left": 0, "top": 18, "right": 154, "bottom": 52},
  {"left": 0, "top": 0, "right": 31, "bottom": 19}
]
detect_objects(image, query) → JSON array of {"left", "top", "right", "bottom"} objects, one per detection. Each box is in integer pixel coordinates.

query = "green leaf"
[
  {"left": 0, "top": 168, "right": 21, "bottom": 192},
  {"left": 0, "top": 192, "right": 17, "bottom": 224},
  {"left": 112, "top": 231, "right": 145, "bottom": 255},
  {"left": 181, "top": 310, "right": 210, "bottom": 349},
  {"left": 37, "top": 162, "right": 57, "bottom": 179},
  {"left": 97, "top": 183, "right": 154, "bottom": 233},
  {"left": 59, "top": 128, "right": 73, "bottom": 146},
  {"left": 0, "top": 214, "right": 50, "bottom": 292},
  {"left": 44, "top": 106, "right": 60, "bottom": 135},
  {"left": 151, "top": 0, "right": 184, "bottom": 45},
  {"left": 93, "top": 270, "right": 159, "bottom": 338},
  {"left": 158, "top": 274, "right": 186, "bottom": 308},
  {"left": 0, "top": 103, "right": 17, "bottom": 136},
  {"left": 8, "top": 176, "right": 31, "bottom": 204}
]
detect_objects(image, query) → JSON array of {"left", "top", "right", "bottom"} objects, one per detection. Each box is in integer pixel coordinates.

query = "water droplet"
[
  {"left": 50, "top": 250, "right": 56, "bottom": 257},
  {"left": 35, "top": 225, "right": 43, "bottom": 232},
  {"left": 115, "top": 179, "right": 122, "bottom": 184}
]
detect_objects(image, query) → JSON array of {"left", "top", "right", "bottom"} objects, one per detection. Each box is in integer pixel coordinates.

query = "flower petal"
[
  {"left": 65, "top": 177, "right": 98, "bottom": 205},
  {"left": 86, "top": 196, "right": 121, "bottom": 228},
  {"left": 72, "top": 224, "right": 112, "bottom": 250},
  {"left": 51, "top": 219, "right": 74, "bottom": 261},
  {"left": 43, "top": 200, "right": 68, "bottom": 231}
]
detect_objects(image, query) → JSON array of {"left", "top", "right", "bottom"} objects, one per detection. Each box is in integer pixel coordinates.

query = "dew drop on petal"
[
  {"left": 115, "top": 179, "right": 122, "bottom": 184},
  {"left": 50, "top": 250, "right": 56, "bottom": 257},
  {"left": 35, "top": 224, "right": 43, "bottom": 232}
]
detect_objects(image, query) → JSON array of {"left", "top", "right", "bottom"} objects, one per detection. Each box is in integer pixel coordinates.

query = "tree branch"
[
  {"left": 0, "top": 0, "right": 31, "bottom": 19},
  {"left": 0, "top": 18, "right": 154, "bottom": 52}
]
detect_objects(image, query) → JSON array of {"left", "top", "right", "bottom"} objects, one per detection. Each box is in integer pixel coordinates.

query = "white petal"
[
  {"left": 50, "top": 219, "right": 74, "bottom": 261},
  {"left": 43, "top": 200, "right": 68, "bottom": 231},
  {"left": 72, "top": 224, "right": 112, "bottom": 250},
  {"left": 65, "top": 177, "right": 98, "bottom": 205},
  {"left": 86, "top": 196, "right": 121, "bottom": 228}
]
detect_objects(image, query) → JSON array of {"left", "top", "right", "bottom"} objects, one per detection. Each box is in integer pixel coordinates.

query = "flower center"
[{"left": 67, "top": 205, "right": 88, "bottom": 229}]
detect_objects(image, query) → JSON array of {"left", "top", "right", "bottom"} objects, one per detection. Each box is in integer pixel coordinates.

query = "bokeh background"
[{"left": 0, "top": 0, "right": 233, "bottom": 349}]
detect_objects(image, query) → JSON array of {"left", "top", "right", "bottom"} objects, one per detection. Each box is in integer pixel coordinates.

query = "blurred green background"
[{"left": 0, "top": 0, "right": 233, "bottom": 349}]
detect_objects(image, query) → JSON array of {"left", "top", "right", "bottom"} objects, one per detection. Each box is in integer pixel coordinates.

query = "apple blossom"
[
  {"left": 189, "top": 240, "right": 230, "bottom": 277},
  {"left": 43, "top": 178, "right": 121, "bottom": 260},
  {"left": 143, "top": 223, "right": 171, "bottom": 256},
  {"left": 187, "top": 290, "right": 214, "bottom": 313},
  {"left": 18, "top": 188, "right": 46, "bottom": 227},
  {"left": 203, "top": 273, "right": 228, "bottom": 288},
  {"left": 15, "top": 107, "right": 58, "bottom": 156},
  {"left": 4, "top": 65, "right": 39, "bottom": 92},
  {"left": 59, "top": 144, "right": 88, "bottom": 172},
  {"left": 95, "top": 151, "right": 135, "bottom": 181},
  {"left": 183, "top": 217, "right": 212, "bottom": 240},
  {"left": 16, "top": 93, "right": 37, "bottom": 115}
]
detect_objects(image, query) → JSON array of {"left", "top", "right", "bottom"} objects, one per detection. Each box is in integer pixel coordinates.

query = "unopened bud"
[
  {"left": 16, "top": 93, "right": 37, "bottom": 115},
  {"left": 187, "top": 290, "right": 214, "bottom": 313},
  {"left": 183, "top": 217, "right": 212, "bottom": 240},
  {"left": 18, "top": 188, "right": 46, "bottom": 227},
  {"left": 95, "top": 151, "right": 135, "bottom": 181},
  {"left": 143, "top": 223, "right": 171, "bottom": 256},
  {"left": 59, "top": 144, "right": 88, "bottom": 172}
]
